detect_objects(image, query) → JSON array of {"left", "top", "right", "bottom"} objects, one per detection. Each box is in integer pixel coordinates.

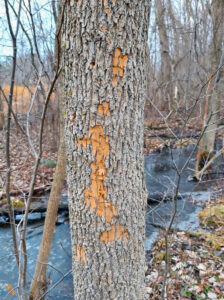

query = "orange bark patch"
[
  {"left": 77, "top": 106, "right": 117, "bottom": 223},
  {"left": 89, "top": 125, "right": 109, "bottom": 160},
  {"left": 77, "top": 135, "right": 91, "bottom": 148},
  {"left": 76, "top": 245, "right": 86, "bottom": 263},
  {"left": 100, "top": 225, "right": 128, "bottom": 243},
  {"left": 112, "top": 48, "right": 128, "bottom": 87},
  {"left": 77, "top": 107, "right": 128, "bottom": 240},
  {"left": 97, "top": 202, "right": 117, "bottom": 223},
  {"left": 83, "top": 124, "right": 116, "bottom": 223},
  {"left": 98, "top": 101, "right": 109, "bottom": 116},
  {"left": 100, "top": 25, "right": 106, "bottom": 32},
  {"left": 103, "top": 0, "right": 110, "bottom": 14}
]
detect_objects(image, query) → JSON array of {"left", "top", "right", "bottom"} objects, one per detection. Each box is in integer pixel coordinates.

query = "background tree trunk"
[
  {"left": 29, "top": 2, "right": 66, "bottom": 298},
  {"left": 196, "top": 0, "right": 224, "bottom": 173},
  {"left": 0, "top": 92, "right": 4, "bottom": 130},
  {"left": 202, "top": 0, "right": 224, "bottom": 154},
  {"left": 63, "top": 1, "right": 150, "bottom": 299},
  {"left": 28, "top": 84, "right": 66, "bottom": 298},
  {"left": 155, "top": 0, "right": 173, "bottom": 108},
  {"left": 29, "top": 133, "right": 66, "bottom": 300}
]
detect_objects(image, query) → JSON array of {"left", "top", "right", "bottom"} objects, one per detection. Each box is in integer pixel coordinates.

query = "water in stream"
[
  {"left": 0, "top": 217, "right": 73, "bottom": 299},
  {"left": 0, "top": 145, "right": 218, "bottom": 299},
  {"left": 145, "top": 144, "right": 212, "bottom": 250}
]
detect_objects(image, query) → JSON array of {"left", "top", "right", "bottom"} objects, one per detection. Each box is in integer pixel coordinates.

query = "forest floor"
[
  {"left": 0, "top": 126, "right": 57, "bottom": 209},
  {"left": 0, "top": 116, "right": 224, "bottom": 299},
  {"left": 146, "top": 193, "right": 224, "bottom": 300}
]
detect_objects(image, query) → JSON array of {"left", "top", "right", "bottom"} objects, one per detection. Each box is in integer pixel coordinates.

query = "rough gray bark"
[{"left": 63, "top": 1, "right": 150, "bottom": 299}]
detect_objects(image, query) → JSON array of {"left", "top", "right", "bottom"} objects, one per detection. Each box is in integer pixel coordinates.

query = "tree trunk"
[
  {"left": 0, "top": 92, "right": 4, "bottom": 130},
  {"left": 29, "top": 103, "right": 66, "bottom": 299},
  {"left": 203, "top": 0, "right": 224, "bottom": 154},
  {"left": 200, "top": 91, "right": 219, "bottom": 154},
  {"left": 195, "top": 0, "right": 224, "bottom": 174},
  {"left": 63, "top": 1, "right": 150, "bottom": 299},
  {"left": 29, "top": 138, "right": 66, "bottom": 300},
  {"left": 155, "top": 0, "right": 173, "bottom": 108},
  {"left": 29, "top": 3, "right": 65, "bottom": 298},
  {"left": 0, "top": 112, "right": 4, "bottom": 130}
]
